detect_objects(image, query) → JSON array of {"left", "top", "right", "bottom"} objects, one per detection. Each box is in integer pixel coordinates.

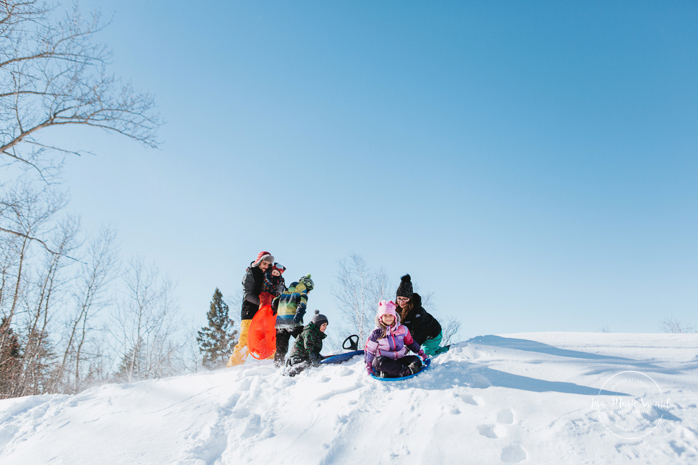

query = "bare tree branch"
[{"left": 0, "top": 0, "right": 161, "bottom": 179}]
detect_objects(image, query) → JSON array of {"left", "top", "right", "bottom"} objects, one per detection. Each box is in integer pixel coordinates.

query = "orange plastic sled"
[{"left": 248, "top": 304, "right": 276, "bottom": 360}]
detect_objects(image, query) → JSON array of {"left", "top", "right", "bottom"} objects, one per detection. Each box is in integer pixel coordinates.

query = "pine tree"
[
  {"left": 18, "top": 328, "right": 55, "bottom": 397},
  {"left": 114, "top": 336, "right": 145, "bottom": 383},
  {"left": 197, "top": 289, "right": 238, "bottom": 369},
  {"left": 0, "top": 318, "right": 22, "bottom": 399}
]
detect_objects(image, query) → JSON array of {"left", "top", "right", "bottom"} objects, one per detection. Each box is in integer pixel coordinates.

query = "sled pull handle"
[{"left": 343, "top": 334, "right": 359, "bottom": 351}]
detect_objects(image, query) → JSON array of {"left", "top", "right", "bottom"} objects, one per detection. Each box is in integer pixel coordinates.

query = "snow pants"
[
  {"left": 373, "top": 355, "right": 421, "bottom": 378},
  {"left": 422, "top": 331, "right": 443, "bottom": 356},
  {"left": 227, "top": 319, "right": 252, "bottom": 367},
  {"left": 275, "top": 326, "right": 303, "bottom": 367}
]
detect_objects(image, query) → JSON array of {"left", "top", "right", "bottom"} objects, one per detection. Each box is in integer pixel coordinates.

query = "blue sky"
[{"left": 51, "top": 1, "right": 698, "bottom": 336}]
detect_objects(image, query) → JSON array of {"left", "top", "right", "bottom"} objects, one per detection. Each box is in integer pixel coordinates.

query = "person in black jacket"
[
  {"left": 227, "top": 251, "right": 274, "bottom": 366},
  {"left": 395, "top": 274, "right": 448, "bottom": 356}
]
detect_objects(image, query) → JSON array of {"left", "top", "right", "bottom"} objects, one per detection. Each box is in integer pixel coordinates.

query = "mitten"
[
  {"left": 366, "top": 364, "right": 374, "bottom": 376},
  {"left": 417, "top": 349, "right": 429, "bottom": 362}
]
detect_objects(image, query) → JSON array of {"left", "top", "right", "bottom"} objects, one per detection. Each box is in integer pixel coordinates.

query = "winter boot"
[{"left": 408, "top": 360, "right": 421, "bottom": 375}]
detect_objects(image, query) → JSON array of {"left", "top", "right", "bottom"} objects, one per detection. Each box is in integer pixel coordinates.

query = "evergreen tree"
[
  {"left": 197, "top": 289, "right": 238, "bottom": 369},
  {"left": 18, "top": 328, "right": 56, "bottom": 397},
  {"left": 0, "top": 318, "right": 22, "bottom": 399},
  {"left": 114, "top": 336, "right": 145, "bottom": 383}
]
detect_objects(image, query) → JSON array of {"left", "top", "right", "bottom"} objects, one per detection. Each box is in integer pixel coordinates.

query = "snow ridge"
[{"left": 0, "top": 333, "right": 696, "bottom": 465}]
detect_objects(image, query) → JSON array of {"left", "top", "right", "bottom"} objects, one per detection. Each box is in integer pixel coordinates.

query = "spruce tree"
[
  {"left": 114, "top": 337, "right": 145, "bottom": 382},
  {"left": 197, "top": 288, "right": 238, "bottom": 369},
  {"left": 0, "top": 318, "right": 21, "bottom": 398}
]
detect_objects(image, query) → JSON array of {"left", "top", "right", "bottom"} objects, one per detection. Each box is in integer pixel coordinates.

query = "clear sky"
[{"left": 49, "top": 1, "right": 698, "bottom": 337}]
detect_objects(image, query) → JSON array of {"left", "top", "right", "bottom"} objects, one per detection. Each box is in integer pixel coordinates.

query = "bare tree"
[
  {"left": 416, "top": 291, "right": 462, "bottom": 346},
  {"left": 0, "top": 180, "right": 66, "bottom": 390},
  {"left": 14, "top": 216, "right": 78, "bottom": 397},
  {"left": 110, "top": 258, "right": 182, "bottom": 382},
  {"left": 332, "top": 254, "right": 389, "bottom": 342},
  {"left": 54, "top": 226, "right": 117, "bottom": 393},
  {"left": 441, "top": 316, "right": 462, "bottom": 346},
  {"left": 0, "top": 1, "right": 164, "bottom": 398},
  {"left": 1, "top": 0, "right": 161, "bottom": 182},
  {"left": 661, "top": 318, "right": 695, "bottom": 334}
]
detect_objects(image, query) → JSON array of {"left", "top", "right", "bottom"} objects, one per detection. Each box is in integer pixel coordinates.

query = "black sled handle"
[{"left": 343, "top": 334, "right": 359, "bottom": 351}]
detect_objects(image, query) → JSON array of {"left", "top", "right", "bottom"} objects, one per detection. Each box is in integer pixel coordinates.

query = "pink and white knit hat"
[{"left": 377, "top": 300, "right": 397, "bottom": 318}]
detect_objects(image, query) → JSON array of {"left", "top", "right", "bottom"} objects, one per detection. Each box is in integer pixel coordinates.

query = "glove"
[
  {"left": 417, "top": 349, "right": 429, "bottom": 363},
  {"left": 366, "top": 364, "right": 374, "bottom": 376},
  {"left": 292, "top": 307, "right": 306, "bottom": 324}
]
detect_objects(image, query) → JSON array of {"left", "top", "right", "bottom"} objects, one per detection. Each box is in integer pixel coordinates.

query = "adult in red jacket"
[{"left": 227, "top": 251, "right": 274, "bottom": 366}]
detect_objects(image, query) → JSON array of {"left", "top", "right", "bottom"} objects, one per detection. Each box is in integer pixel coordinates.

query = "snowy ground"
[{"left": 1, "top": 332, "right": 696, "bottom": 465}]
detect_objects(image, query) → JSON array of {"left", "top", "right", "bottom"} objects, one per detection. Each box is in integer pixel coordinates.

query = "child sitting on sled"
[
  {"left": 364, "top": 300, "right": 428, "bottom": 378},
  {"left": 286, "top": 310, "right": 329, "bottom": 377}
]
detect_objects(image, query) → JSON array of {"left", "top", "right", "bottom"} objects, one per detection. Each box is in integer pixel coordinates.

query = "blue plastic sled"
[
  {"left": 320, "top": 350, "right": 364, "bottom": 365},
  {"left": 371, "top": 358, "right": 431, "bottom": 381}
]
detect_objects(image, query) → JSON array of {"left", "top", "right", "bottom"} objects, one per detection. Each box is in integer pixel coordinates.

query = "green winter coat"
[{"left": 289, "top": 322, "right": 326, "bottom": 366}]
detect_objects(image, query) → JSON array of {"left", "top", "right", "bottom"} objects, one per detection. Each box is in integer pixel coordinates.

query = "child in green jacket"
[
  {"left": 273, "top": 274, "right": 313, "bottom": 367},
  {"left": 286, "top": 311, "right": 328, "bottom": 377}
]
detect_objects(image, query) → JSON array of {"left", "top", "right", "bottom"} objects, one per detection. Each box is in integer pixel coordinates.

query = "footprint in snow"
[
  {"left": 223, "top": 393, "right": 241, "bottom": 409},
  {"left": 477, "top": 424, "right": 499, "bottom": 439},
  {"left": 457, "top": 394, "right": 479, "bottom": 406},
  {"left": 497, "top": 409, "right": 514, "bottom": 424},
  {"left": 501, "top": 444, "right": 527, "bottom": 463},
  {"left": 241, "top": 414, "right": 262, "bottom": 438},
  {"left": 231, "top": 406, "right": 250, "bottom": 419}
]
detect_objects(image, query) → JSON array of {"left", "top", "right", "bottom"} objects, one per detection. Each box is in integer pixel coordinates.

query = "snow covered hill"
[{"left": 1, "top": 333, "right": 696, "bottom": 465}]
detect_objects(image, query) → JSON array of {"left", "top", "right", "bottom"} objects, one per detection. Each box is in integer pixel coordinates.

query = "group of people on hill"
[{"left": 227, "top": 251, "right": 447, "bottom": 378}]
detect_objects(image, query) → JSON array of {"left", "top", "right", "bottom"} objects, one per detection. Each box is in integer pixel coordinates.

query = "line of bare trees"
[
  {"left": 0, "top": 1, "right": 201, "bottom": 399},
  {"left": 0, "top": 187, "right": 199, "bottom": 399}
]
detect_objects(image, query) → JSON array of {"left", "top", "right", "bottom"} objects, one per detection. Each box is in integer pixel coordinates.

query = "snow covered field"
[{"left": 0, "top": 332, "right": 696, "bottom": 465}]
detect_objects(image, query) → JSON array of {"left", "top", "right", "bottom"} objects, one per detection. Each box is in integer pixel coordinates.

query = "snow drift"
[{"left": 0, "top": 332, "right": 696, "bottom": 465}]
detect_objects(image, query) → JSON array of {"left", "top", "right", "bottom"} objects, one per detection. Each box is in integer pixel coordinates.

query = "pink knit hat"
[{"left": 377, "top": 300, "right": 397, "bottom": 318}]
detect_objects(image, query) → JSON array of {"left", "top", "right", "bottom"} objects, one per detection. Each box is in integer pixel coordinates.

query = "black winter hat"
[
  {"left": 396, "top": 274, "right": 414, "bottom": 298},
  {"left": 311, "top": 310, "right": 328, "bottom": 327}
]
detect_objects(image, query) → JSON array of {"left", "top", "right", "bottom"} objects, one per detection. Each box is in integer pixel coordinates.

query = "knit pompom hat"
[
  {"left": 311, "top": 310, "right": 328, "bottom": 327},
  {"left": 299, "top": 274, "right": 314, "bottom": 292},
  {"left": 396, "top": 274, "right": 413, "bottom": 298}
]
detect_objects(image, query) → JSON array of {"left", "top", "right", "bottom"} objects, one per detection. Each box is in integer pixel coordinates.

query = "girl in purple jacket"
[{"left": 365, "top": 300, "right": 429, "bottom": 378}]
